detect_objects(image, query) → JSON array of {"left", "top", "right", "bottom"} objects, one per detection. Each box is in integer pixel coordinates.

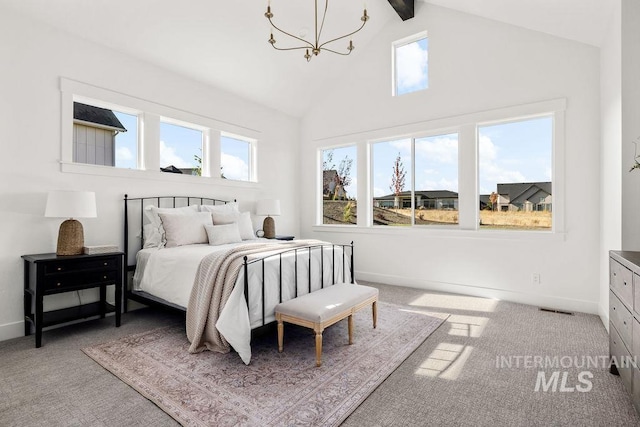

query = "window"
[
  {"left": 160, "top": 120, "right": 203, "bottom": 176},
  {"left": 372, "top": 139, "right": 412, "bottom": 226},
  {"left": 221, "top": 134, "right": 252, "bottom": 181},
  {"left": 321, "top": 146, "right": 357, "bottom": 225},
  {"left": 371, "top": 134, "right": 457, "bottom": 227},
  {"left": 73, "top": 102, "right": 138, "bottom": 168},
  {"left": 478, "top": 116, "right": 553, "bottom": 230},
  {"left": 414, "top": 133, "right": 459, "bottom": 225},
  {"left": 393, "top": 33, "right": 428, "bottom": 96}
]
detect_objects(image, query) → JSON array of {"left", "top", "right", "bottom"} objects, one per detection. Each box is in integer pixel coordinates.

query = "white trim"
[
  {"left": 0, "top": 321, "right": 24, "bottom": 342},
  {"left": 356, "top": 271, "right": 598, "bottom": 315}
]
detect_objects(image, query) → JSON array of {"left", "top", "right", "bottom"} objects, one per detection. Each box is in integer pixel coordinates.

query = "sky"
[
  {"left": 112, "top": 112, "right": 250, "bottom": 180},
  {"left": 396, "top": 37, "right": 428, "bottom": 96},
  {"left": 325, "top": 116, "right": 552, "bottom": 201}
]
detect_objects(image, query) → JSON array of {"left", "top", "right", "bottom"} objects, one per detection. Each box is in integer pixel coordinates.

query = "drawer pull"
[
  {"left": 624, "top": 281, "right": 628, "bottom": 286},
  {"left": 614, "top": 272, "right": 617, "bottom": 276},
  {"left": 624, "top": 321, "right": 627, "bottom": 325},
  {"left": 56, "top": 282, "right": 61, "bottom": 287},
  {"left": 613, "top": 307, "right": 616, "bottom": 311},
  {"left": 57, "top": 267, "right": 62, "bottom": 271},
  {"left": 103, "top": 275, "right": 107, "bottom": 279},
  {"left": 103, "top": 262, "right": 108, "bottom": 266}
]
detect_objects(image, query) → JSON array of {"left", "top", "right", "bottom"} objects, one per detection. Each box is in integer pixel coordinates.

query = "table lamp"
[
  {"left": 256, "top": 199, "right": 281, "bottom": 239},
  {"left": 45, "top": 190, "right": 97, "bottom": 255}
]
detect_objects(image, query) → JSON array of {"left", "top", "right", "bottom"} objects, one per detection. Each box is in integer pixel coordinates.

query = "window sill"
[
  {"left": 60, "top": 162, "right": 261, "bottom": 189},
  {"left": 311, "top": 224, "right": 566, "bottom": 242}
]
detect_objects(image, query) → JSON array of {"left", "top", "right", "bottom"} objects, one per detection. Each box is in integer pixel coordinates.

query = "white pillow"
[
  {"left": 200, "top": 202, "right": 239, "bottom": 214},
  {"left": 144, "top": 204, "right": 199, "bottom": 248},
  {"left": 211, "top": 211, "right": 255, "bottom": 240},
  {"left": 158, "top": 211, "right": 212, "bottom": 248},
  {"left": 205, "top": 223, "right": 242, "bottom": 246}
]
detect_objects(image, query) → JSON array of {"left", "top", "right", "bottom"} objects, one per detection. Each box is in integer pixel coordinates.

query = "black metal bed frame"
[{"left": 123, "top": 194, "right": 354, "bottom": 326}]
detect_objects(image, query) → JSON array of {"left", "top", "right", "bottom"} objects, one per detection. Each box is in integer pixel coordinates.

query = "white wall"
[
  {"left": 300, "top": 4, "right": 602, "bottom": 313},
  {"left": 621, "top": 0, "right": 640, "bottom": 252},
  {"left": 0, "top": 8, "right": 300, "bottom": 341},
  {"left": 599, "top": 0, "right": 622, "bottom": 329}
]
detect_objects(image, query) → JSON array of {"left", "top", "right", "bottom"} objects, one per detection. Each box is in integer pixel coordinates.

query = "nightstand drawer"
[
  {"left": 44, "top": 256, "right": 119, "bottom": 275},
  {"left": 44, "top": 269, "right": 119, "bottom": 291},
  {"left": 611, "top": 259, "right": 633, "bottom": 308}
]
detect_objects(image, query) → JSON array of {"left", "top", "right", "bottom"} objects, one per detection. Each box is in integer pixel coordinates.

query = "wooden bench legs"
[{"left": 276, "top": 298, "right": 377, "bottom": 367}]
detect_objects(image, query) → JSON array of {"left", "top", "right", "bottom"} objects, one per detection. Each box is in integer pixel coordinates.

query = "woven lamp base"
[
  {"left": 57, "top": 219, "right": 84, "bottom": 256},
  {"left": 263, "top": 216, "right": 276, "bottom": 239}
]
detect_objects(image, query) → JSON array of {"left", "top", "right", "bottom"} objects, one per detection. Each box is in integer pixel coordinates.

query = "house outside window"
[
  {"left": 478, "top": 116, "right": 553, "bottom": 230},
  {"left": 73, "top": 102, "right": 137, "bottom": 168},
  {"left": 321, "top": 146, "right": 357, "bottom": 225}
]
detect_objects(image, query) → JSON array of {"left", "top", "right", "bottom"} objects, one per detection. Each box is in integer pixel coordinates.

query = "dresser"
[
  {"left": 22, "top": 252, "right": 124, "bottom": 348},
  {"left": 609, "top": 250, "right": 640, "bottom": 411}
]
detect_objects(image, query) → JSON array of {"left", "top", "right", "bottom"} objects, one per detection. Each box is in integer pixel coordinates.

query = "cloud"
[
  {"left": 479, "top": 135, "right": 526, "bottom": 193},
  {"left": 396, "top": 40, "right": 428, "bottom": 93},
  {"left": 415, "top": 136, "right": 458, "bottom": 164},
  {"left": 160, "top": 140, "right": 191, "bottom": 168},
  {"left": 418, "top": 177, "right": 459, "bottom": 192},
  {"left": 116, "top": 146, "right": 133, "bottom": 161},
  {"left": 221, "top": 153, "right": 249, "bottom": 180},
  {"left": 373, "top": 187, "right": 387, "bottom": 197}
]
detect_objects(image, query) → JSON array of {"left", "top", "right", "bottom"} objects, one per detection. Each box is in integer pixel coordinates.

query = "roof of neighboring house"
[
  {"left": 479, "top": 195, "right": 490, "bottom": 205},
  {"left": 73, "top": 102, "right": 127, "bottom": 132},
  {"left": 497, "top": 182, "right": 551, "bottom": 204},
  {"left": 375, "top": 190, "right": 459, "bottom": 201}
]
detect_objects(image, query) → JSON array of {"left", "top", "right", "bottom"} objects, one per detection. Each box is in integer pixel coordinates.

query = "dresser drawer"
[
  {"left": 610, "top": 290, "right": 633, "bottom": 349},
  {"left": 636, "top": 274, "right": 640, "bottom": 314},
  {"left": 611, "top": 324, "right": 633, "bottom": 394},
  {"left": 611, "top": 259, "right": 634, "bottom": 308},
  {"left": 44, "top": 256, "right": 119, "bottom": 275},
  {"left": 43, "top": 269, "right": 119, "bottom": 292}
]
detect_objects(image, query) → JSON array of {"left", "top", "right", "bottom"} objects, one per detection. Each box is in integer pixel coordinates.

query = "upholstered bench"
[{"left": 275, "top": 283, "right": 378, "bottom": 367}]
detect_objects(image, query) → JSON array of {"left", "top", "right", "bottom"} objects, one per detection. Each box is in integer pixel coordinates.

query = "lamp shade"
[
  {"left": 45, "top": 190, "right": 97, "bottom": 218},
  {"left": 256, "top": 199, "right": 281, "bottom": 216}
]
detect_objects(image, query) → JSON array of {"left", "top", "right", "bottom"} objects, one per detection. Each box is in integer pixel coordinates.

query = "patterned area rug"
[{"left": 83, "top": 302, "right": 446, "bottom": 426}]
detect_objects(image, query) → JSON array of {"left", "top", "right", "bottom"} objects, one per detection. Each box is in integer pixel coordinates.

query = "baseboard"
[
  {"left": 598, "top": 302, "right": 609, "bottom": 332},
  {"left": 0, "top": 320, "right": 26, "bottom": 342},
  {"left": 355, "top": 271, "right": 599, "bottom": 315}
]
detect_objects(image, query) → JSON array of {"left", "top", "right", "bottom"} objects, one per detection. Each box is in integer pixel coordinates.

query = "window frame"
[
  {"left": 59, "top": 77, "right": 260, "bottom": 186},
  {"left": 220, "top": 131, "right": 257, "bottom": 182},
  {"left": 314, "top": 98, "right": 566, "bottom": 239},
  {"left": 392, "top": 31, "right": 429, "bottom": 97}
]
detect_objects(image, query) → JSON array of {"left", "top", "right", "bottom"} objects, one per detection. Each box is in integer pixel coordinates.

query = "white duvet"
[{"left": 133, "top": 240, "right": 351, "bottom": 363}]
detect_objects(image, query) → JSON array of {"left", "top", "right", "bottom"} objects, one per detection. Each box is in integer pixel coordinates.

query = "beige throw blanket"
[{"left": 186, "top": 240, "right": 325, "bottom": 354}]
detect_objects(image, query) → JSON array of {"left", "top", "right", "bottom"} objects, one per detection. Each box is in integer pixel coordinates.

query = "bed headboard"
[{"left": 123, "top": 194, "right": 236, "bottom": 272}]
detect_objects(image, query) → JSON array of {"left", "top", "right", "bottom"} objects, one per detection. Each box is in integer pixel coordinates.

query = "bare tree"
[
  {"left": 323, "top": 150, "right": 353, "bottom": 200},
  {"left": 489, "top": 192, "right": 498, "bottom": 211},
  {"left": 390, "top": 153, "right": 407, "bottom": 200}
]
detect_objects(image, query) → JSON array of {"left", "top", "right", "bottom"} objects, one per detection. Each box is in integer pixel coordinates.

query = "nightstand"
[
  {"left": 275, "top": 235, "right": 295, "bottom": 241},
  {"left": 22, "top": 252, "right": 124, "bottom": 348}
]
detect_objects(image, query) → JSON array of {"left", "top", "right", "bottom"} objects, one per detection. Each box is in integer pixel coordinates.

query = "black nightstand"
[
  {"left": 22, "top": 252, "right": 124, "bottom": 348},
  {"left": 275, "top": 235, "right": 295, "bottom": 241}
]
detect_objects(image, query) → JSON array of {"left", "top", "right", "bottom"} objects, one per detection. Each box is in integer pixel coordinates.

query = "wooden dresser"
[{"left": 609, "top": 250, "right": 640, "bottom": 411}]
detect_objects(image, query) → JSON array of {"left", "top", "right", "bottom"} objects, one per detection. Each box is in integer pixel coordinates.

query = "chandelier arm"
[
  {"left": 321, "top": 47, "right": 352, "bottom": 56},
  {"left": 316, "top": 0, "right": 329, "bottom": 48},
  {"left": 267, "top": 17, "right": 315, "bottom": 49},
  {"left": 269, "top": 44, "right": 314, "bottom": 52},
  {"left": 317, "top": 19, "right": 367, "bottom": 50}
]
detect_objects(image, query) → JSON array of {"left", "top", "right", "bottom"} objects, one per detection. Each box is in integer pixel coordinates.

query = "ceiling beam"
[{"left": 387, "top": 0, "right": 414, "bottom": 21}]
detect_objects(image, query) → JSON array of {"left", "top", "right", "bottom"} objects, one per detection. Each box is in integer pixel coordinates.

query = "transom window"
[
  {"left": 73, "top": 101, "right": 138, "bottom": 169},
  {"left": 160, "top": 120, "right": 204, "bottom": 176},
  {"left": 393, "top": 32, "right": 429, "bottom": 96},
  {"left": 221, "top": 133, "right": 253, "bottom": 181}
]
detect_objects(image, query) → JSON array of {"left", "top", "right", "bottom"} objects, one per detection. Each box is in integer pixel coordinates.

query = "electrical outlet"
[{"left": 531, "top": 273, "right": 541, "bottom": 285}]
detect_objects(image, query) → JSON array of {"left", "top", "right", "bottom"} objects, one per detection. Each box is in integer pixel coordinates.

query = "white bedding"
[{"left": 133, "top": 240, "right": 351, "bottom": 363}]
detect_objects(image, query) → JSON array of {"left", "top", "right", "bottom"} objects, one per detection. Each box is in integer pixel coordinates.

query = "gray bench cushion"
[{"left": 275, "top": 283, "right": 378, "bottom": 323}]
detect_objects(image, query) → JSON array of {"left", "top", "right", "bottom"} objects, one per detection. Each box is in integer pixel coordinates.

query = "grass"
[{"left": 323, "top": 201, "right": 552, "bottom": 230}]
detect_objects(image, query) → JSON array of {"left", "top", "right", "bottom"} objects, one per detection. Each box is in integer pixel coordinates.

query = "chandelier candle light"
[{"left": 265, "top": 0, "right": 369, "bottom": 62}]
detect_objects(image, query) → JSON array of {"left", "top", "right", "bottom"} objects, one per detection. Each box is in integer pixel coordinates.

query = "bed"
[{"left": 123, "top": 195, "right": 354, "bottom": 364}]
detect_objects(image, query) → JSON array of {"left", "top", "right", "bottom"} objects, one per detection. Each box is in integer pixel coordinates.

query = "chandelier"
[{"left": 265, "top": 0, "right": 369, "bottom": 62}]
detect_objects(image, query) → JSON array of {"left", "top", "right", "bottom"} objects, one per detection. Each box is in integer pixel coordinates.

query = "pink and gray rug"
[{"left": 83, "top": 302, "right": 446, "bottom": 426}]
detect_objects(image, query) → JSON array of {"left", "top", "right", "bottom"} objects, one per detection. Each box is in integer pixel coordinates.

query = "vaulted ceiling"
[{"left": 2, "top": 0, "right": 615, "bottom": 117}]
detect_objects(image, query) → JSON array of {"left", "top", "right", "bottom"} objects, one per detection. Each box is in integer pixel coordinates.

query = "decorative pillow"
[
  {"left": 144, "top": 204, "right": 199, "bottom": 248},
  {"left": 200, "top": 202, "right": 239, "bottom": 214},
  {"left": 205, "top": 223, "right": 242, "bottom": 246},
  {"left": 211, "top": 211, "right": 255, "bottom": 240},
  {"left": 158, "top": 211, "right": 212, "bottom": 248}
]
